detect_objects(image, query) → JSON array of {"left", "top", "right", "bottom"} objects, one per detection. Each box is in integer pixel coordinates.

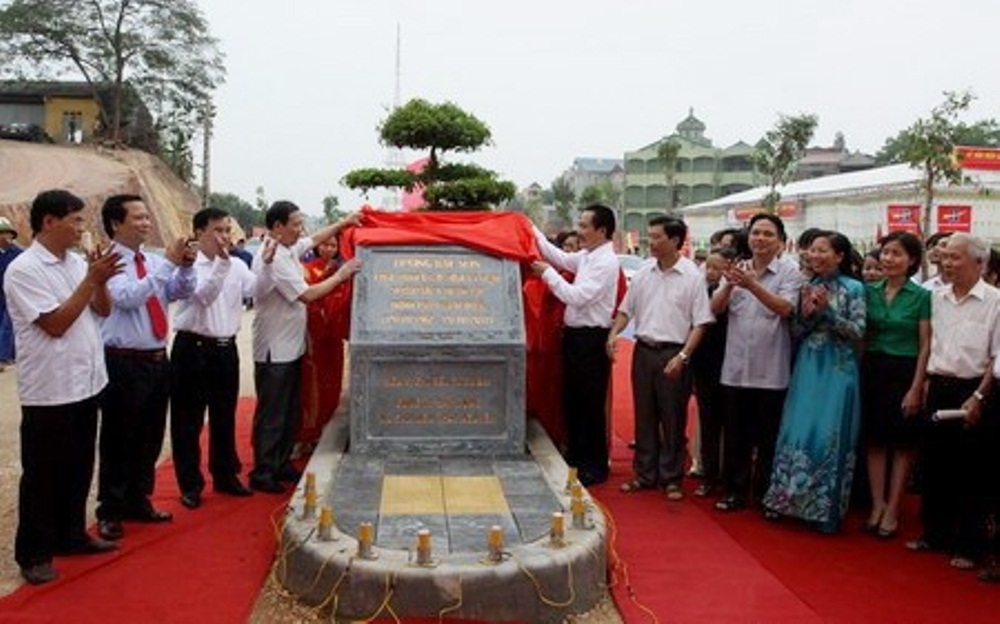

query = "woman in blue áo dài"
[{"left": 762, "top": 231, "right": 866, "bottom": 533}]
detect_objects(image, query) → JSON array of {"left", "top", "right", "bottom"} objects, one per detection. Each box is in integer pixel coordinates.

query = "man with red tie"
[{"left": 96, "top": 195, "right": 196, "bottom": 541}]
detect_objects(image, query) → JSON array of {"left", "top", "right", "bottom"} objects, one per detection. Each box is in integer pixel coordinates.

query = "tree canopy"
[
  {"left": 751, "top": 113, "right": 818, "bottom": 210},
  {"left": 657, "top": 139, "right": 682, "bottom": 208},
  {"left": 343, "top": 99, "right": 516, "bottom": 211},
  {"left": 878, "top": 90, "right": 979, "bottom": 241},
  {"left": 0, "top": 0, "right": 225, "bottom": 156}
]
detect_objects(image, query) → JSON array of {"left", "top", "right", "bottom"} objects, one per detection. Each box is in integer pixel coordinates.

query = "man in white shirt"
[
  {"left": 531, "top": 204, "right": 620, "bottom": 486},
  {"left": 912, "top": 233, "right": 1000, "bottom": 569},
  {"left": 607, "top": 215, "right": 714, "bottom": 500},
  {"left": 4, "top": 190, "right": 123, "bottom": 584},
  {"left": 248, "top": 201, "right": 359, "bottom": 493},
  {"left": 170, "top": 207, "right": 270, "bottom": 510}
]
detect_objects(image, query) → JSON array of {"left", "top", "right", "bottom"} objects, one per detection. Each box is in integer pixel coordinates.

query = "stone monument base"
[{"left": 277, "top": 407, "right": 608, "bottom": 623}]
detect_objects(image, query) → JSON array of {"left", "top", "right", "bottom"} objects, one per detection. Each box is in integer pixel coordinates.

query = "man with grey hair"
[{"left": 910, "top": 233, "right": 1000, "bottom": 572}]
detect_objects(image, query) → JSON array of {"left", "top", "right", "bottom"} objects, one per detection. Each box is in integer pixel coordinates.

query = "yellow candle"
[
  {"left": 319, "top": 506, "right": 333, "bottom": 527},
  {"left": 305, "top": 472, "right": 316, "bottom": 490},
  {"left": 572, "top": 498, "right": 585, "bottom": 515},
  {"left": 305, "top": 488, "right": 317, "bottom": 507},
  {"left": 359, "top": 522, "right": 374, "bottom": 543},
  {"left": 488, "top": 525, "right": 503, "bottom": 549},
  {"left": 551, "top": 512, "right": 565, "bottom": 534},
  {"left": 417, "top": 529, "right": 431, "bottom": 550},
  {"left": 566, "top": 468, "right": 578, "bottom": 487},
  {"left": 571, "top": 483, "right": 583, "bottom": 500}
]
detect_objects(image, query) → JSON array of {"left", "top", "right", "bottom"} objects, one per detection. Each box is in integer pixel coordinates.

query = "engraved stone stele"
[{"left": 349, "top": 245, "right": 526, "bottom": 455}]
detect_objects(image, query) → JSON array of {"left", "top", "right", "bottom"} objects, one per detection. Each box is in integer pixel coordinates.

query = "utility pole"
[{"left": 201, "top": 100, "right": 214, "bottom": 208}]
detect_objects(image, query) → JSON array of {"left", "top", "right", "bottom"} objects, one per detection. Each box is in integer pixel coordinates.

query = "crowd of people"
[
  {"left": 533, "top": 204, "right": 1000, "bottom": 584},
  {"left": 2, "top": 190, "right": 359, "bottom": 585}
]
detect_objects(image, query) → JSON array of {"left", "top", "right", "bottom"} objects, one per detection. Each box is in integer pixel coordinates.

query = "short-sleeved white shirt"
[
  {"left": 3, "top": 242, "right": 107, "bottom": 405},
  {"left": 172, "top": 252, "right": 257, "bottom": 338},
  {"left": 252, "top": 238, "right": 312, "bottom": 363},
  {"left": 621, "top": 255, "right": 714, "bottom": 344}
]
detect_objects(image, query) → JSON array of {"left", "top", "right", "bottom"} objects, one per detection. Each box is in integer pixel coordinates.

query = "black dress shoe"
[
  {"left": 277, "top": 464, "right": 302, "bottom": 483},
  {"left": 214, "top": 478, "right": 253, "bottom": 497},
  {"left": 57, "top": 537, "right": 119, "bottom": 556},
  {"left": 249, "top": 478, "right": 286, "bottom": 494},
  {"left": 98, "top": 519, "right": 124, "bottom": 541},
  {"left": 125, "top": 507, "right": 173, "bottom": 523},
  {"left": 21, "top": 562, "right": 58, "bottom": 585},
  {"left": 180, "top": 492, "right": 202, "bottom": 509}
]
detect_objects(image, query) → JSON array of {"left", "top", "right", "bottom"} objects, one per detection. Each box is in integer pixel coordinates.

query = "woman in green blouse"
[{"left": 863, "top": 231, "right": 931, "bottom": 539}]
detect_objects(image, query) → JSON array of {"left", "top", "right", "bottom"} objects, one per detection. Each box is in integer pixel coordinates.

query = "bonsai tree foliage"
[
  {"left": 752, "top": 113, "right": 818, "bottom": 211},
  {"left": 343, "top": 99, "right": 516, "bottom": 211}
]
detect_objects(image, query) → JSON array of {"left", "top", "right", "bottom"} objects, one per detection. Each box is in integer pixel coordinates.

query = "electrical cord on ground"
[
  {"left": 592, "top": 496, "right": 660, "bottom": 623},
  {"left": 513, "top": 554, "right": 575, "bottom": 608},
  {"left": 436, "top": 574, "right": 464, "bottom": 622}
]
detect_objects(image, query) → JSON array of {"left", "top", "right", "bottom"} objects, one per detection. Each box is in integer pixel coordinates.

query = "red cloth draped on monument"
[{"left": 338, "top": 207, "right": 569, "bottom": 448}]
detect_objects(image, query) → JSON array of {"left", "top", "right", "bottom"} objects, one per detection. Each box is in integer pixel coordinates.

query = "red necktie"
[{"left": 135, "top": 252, "right": 169, "bottom": 340}]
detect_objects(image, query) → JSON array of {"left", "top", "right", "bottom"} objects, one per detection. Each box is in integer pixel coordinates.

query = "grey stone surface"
[
  {"left": 349, "top": 245, "right": 526, "bottom": 456},
  {"left": 281, "top": 413, "right": 609, "bottom": 623}
]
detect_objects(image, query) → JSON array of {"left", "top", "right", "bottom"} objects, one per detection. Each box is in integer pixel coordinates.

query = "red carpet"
[
  {"left": 599, "top": 339, "right": 1000, "bottom": 623},
  {"left": 0, "top": 398, "right": 281, "bottom": 624},
  {"left": 4, "top": 346, "right": 1000, "bottom": 622}
]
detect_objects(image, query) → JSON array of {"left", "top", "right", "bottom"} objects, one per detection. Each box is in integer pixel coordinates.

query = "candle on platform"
[{"left": 488, "top": 525, "right": 503, "bottom": 549}]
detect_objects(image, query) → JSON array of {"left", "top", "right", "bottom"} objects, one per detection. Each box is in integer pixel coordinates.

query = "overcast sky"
[{"left": 197, "top": 0, "right": 999, "bottom": 216}]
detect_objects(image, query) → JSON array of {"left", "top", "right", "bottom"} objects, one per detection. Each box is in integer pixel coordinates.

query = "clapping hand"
[{"left": 86, "top": 244, "right": 124, "bottom": 285}]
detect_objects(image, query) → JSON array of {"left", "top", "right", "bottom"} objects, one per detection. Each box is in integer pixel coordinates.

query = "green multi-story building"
[{"left": 623, "top": 109, "right": 764, "bottom": 247}]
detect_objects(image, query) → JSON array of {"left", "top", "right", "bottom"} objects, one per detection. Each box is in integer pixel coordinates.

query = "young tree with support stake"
[
  {"left": 343, "top": 99, "right": 516, "bottom": 211},
  {"left": 877, "top": 90, "right": 978, "bottom": 242},
  {"left": 752, "top": 113, "right": 818, "bottom": 212}
]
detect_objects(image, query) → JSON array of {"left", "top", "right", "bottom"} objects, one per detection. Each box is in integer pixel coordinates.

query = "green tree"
[
  {"left": 881, "top": 90, "right": 980, "bottom": 252},
  {"left": 0, "top": 0, "right": 225, "bottom": 149},
  {"left": 550, "top": 177, "right": 575, "bottom": 226},
  {"left": 523, "top": 196, "right": 544, "bottom": 227},
  {"left": 751, "top": 113, "right": 818, "bottom": 211},
  {"left": 579, "top": 184, "right": 604, "bottom": 206},
  {"left": 208, "top": 191, "right": 260, "bottom": 234},
  {"left": 657, "top": 139, "right": 682, "bottom": 209},
  {"left": 322, "top": 194, "right": 345, "bottom": 224},
  {"left": 876, "top": 117, "right": 1000, "bottom": 165},
  {"left": 342, "top": 99, "right": 515, "bottom": 211}
]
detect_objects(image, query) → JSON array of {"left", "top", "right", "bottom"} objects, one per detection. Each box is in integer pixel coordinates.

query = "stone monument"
[{"left": 349, "top": 244, "right": 526, "bottom": 455}]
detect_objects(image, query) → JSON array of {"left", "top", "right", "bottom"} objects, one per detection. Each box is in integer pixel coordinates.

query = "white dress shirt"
[
  {"left": 534, "top": 228, "right": 619, "bottom": 329},
  {"left": 621, "top": 256, "right": 714, "bottom": 344},
  {"left": 928, "top": 279, "right": 1000, "bottom": 379},
  {"left": 4, "top": 242, "right": 107, "bottom": 405},
  {"left": 252, "top": 238, "right": 311, "bottom": 363},
  {"left": 172, "top": 252, "right": 257, "bottom": 338}
]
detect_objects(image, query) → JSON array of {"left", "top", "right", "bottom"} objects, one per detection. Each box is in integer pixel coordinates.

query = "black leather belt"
[
  {"left": 105, "top": 346, "right": 168, "bottom": 362},
  {"left": 637, "top": 338, "right": 683, "bottom": 350},
  {"left": 176, "top": 331, "right": 235, "bottom": 348}
]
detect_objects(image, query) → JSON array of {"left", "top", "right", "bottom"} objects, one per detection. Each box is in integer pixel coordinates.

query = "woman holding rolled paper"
[
  {"left": 910, "top": 233, "right": 1000, "bottom": 573},
  {"left": 861, "top": 231, "right": 930, "bottom": 540}
]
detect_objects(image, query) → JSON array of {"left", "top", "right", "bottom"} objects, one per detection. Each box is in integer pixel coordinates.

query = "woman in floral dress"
[{"left": 763, "top": 231, "right": 866, "bottom": 533}]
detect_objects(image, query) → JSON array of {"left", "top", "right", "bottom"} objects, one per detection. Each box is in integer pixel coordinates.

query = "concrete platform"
[{"left": 278, "top": 415, "right": 608, "bottom": 623}]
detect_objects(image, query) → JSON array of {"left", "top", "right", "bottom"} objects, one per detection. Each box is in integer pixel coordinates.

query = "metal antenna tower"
[{"left": 382, "top": 23, "right": 404, "bottom": 211}]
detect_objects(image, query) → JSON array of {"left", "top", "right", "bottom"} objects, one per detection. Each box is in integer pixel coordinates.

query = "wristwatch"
[
  {"left": 973, "top": 389, "right": 986, "bottom": 402},
  {"left": 678, "top": 351, "right": 690, "bottom": 364}
]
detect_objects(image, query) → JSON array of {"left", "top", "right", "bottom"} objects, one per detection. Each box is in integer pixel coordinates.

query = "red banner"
[
  {"left": 732, "top": 201, "right": 801, "bottom": 222},
  {"left": 936, "top": 205, "right": 972, "bottom": 233},
  {"left": 887, "top": 204, "right": 921, "bottom": 233},
  {"left": 956, "top": 146, "right": 1000, "bottom": 171}
]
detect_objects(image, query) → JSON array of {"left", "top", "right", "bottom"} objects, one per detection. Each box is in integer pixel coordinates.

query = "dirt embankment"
[{"left": 0, "top": 140, "right": 200, "bottom": 246}]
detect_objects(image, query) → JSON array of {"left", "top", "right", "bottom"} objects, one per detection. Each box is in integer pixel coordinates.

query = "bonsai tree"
[{"left": 343, "top": 99, "right": 516, "bottom": 211}]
